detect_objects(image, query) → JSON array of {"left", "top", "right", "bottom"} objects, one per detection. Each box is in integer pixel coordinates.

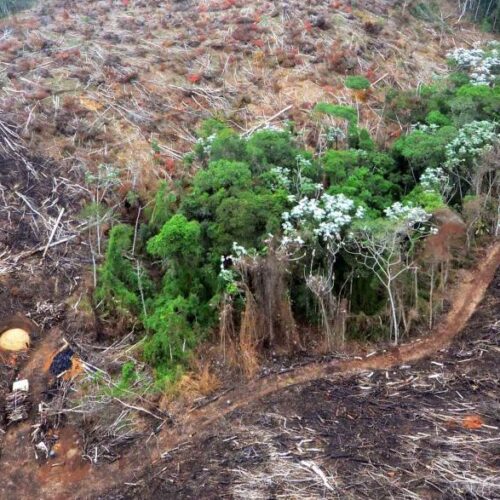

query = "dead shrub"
[
  {"left": 238, "top": 289, "right": 261, "bottom": 378},
  {"left": 219, "top": 251, "right": 299, "bottom": 378},
  {"left": 161, "top": 361, "right": 221, "bottom": 405}
]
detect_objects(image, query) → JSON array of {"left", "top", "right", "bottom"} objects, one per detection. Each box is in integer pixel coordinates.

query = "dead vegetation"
[
  {"left": 0, "top": 118, "right": 166, "bottom": 472},
  {"left": 0, "top": 0, "right": 493, "bottom": 187},
  {"left": 221, "top": 250, "right": 299, "bottom": 377}
]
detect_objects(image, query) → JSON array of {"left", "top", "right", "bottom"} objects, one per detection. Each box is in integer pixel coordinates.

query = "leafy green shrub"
[
  {"left": 147, "top": 214, "right": 202, "bottom": 265},
  {"left": 357, "top": 128, "right": 376, "bottom": 151},
  {"left": 314, "top": 103, "right": 358, "bottom": 124},
  {"left": 448, "top": 71, "right": 471, "bottom": 88},
  {"left": 147, "top": 180, "right": 177, "bottom": 232},
  {"left": 245, "top": 129, "right": 299, "bottom": 173},
  {"left": 323, "top": 149, "right": 359, "bottom": 185},
  {"left": 210, "top": 128, "right": 247, "bottom": 162},
  {"left": 94, "top": 225, "right": 152, "bottom": 317},
  {"left": 191, "top": 160, "right": 252, "bottom": 196},
  {"left": 345, "top": 75, "right": 371, "bottom": 90},
  {"left": 403, "top": 186, "right": 445, "bottom": 212},
  {"left": 328, "top": 167, "right": 399, "bottom": 216},
  {"left": 393, "top": 125, "right": 457, "bottom": 176},
  {"left": 112, "top": 361, "right": 138, "bottom": 396},
  {"left": 450, "top": 85, "right": 500, "bottom": 125},
  {"left": 426, "top": 110, "right": 451, "bottom": 127},
  {"left": 143, "top": 295, "right": 200, "bottom": 369}
]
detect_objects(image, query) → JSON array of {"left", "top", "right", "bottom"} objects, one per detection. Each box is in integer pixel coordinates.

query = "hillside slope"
[
  {"left": 104, "top": 251, "right": 500, "bottom": 499},
  {"left": 0, "top": 1, "right": 499, "bottom": 498},
  {"left": 0, "top": 0, "right": 494, "bottom": 182}
]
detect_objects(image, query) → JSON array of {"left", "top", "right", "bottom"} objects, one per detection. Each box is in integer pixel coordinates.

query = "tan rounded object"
[{"left": 0, "top": 328, "right": 30, "bottom": 351}]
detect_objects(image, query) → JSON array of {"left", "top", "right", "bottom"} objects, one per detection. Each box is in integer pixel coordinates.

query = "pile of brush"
[{"left": 6, "top": 389, "right": 30, "bottom": 424}]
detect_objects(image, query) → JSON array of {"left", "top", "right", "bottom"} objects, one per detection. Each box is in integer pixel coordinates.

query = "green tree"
[
  {"left": 394, "top": 125, "right": 457, "bottom": 180},
  {"left": 246, "top": 129, "right": 299, "bottom": 173},
  {"left": 328, "top": 167, "right": 399, "bottom": 216},
  {"left": 147, "top": 214, "right": 202, "bottom": 264}
]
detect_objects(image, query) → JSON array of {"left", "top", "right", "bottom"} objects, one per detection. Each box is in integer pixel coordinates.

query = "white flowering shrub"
[
  {"left": 281, "top": 193, "right": 364, "bottom": 251},
  {"left": 346, "top": 202, "right": 436, "bottom": 344},
  {"left": 258, "top": 124, "right": 284, "bottom": 133},
  {"left": 448, "top": 48, "right": 485, "bottom": 69},
  {"left": 384, "top": 202, "right": 432, "bottom": 227},
  {"left": 447, "top": 47, "right": 500, "bottom": 85},
  {"left": 195, "top": 133, "right": 216, "bottom": 156},
  {"left": 266, "top": 155, "right": 322, "bottom": 198},
  {"left": 420, "top": 167, "right": 450, "bottom": 195},
  {"left": 267, "top": 166, "right": 291, "bottom": 191},
  {"left": 219, "top": 242, "right": 256, "bottom": 293},
  {"left": 445, "top": 120, "right": 498, "bottom": 169},
  {"left": 218, "top": 262, "right": 237, "bottom": 291},
  {"left": 325, "top": 126, "right": 346, "bottom": 147},
  {"left": 411, "top": 123, "right": 440, "bottom": 134}
]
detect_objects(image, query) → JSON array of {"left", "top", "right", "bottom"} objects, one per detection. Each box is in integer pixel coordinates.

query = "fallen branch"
[
  {"left": 42, "top": 207, "right": 65, "bottom": 259},
  {"left": 243, "top": 105, "right": 293, "bottom": 137}
]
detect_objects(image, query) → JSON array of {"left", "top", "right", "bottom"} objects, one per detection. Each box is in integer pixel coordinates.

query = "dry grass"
[
  {"left": 232, "top": 426, "right": 336, "bottom": 500},
  {"left": 160, "top": 360, "right": 222, "bottom": 408}
]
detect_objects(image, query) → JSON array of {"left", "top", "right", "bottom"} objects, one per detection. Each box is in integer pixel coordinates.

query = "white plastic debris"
[
  {"left": 12, "top": 379, "right": 29, "bottom": 392},
  {"left": 35, "top": 441, "right": 49, "bottom": 458}
]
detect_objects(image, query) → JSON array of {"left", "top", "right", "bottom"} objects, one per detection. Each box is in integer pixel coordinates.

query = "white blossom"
[
  {"left": 420, "top": 167, "right": 449, "bottom": 194},
  {"left": 268, "top": 166, "right": 291, "bottom": 190},
  {"left": 232, "top": 242, "right": 248, "bottom": 259},
  {"left": 260, "top": 124, "right": 284, "bottom": 133},
  {"left": 447, "top": 47, "right": 500, "bottom": 85},
  {"left": 326, "top": 126, "right": 345, "bottom": 144},
  {"left": 196, "top": 133, "right": 216, "bottom": 155},
  {"left": 384, "top": 202, "right": 431, "bottom": 227},
  {"left": 411, "top": 123, "right": 439, "bottom": 134},
  {"left": 281, "top": 193, "right": 363, "bottom": 250},
  {"left": 445, "top": 121, "right": 498, "bottom": 169}
]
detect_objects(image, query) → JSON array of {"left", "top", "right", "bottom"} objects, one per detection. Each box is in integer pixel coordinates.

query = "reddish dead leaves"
[
  {"left": 462, "top": 415, "right": 484, "bottom": 430},
  {"left": 24, "top": 88, "right": 51, "bottom": 101},
  {"left": 446, "top": 415, "right": 485, "bottom": 430},
  {"left": 0, "top": 39, "right": 22, "bottom": 54},
  {"left": 232, "top": 24, "right": 259, "bottom": 43},
  {"left": 54, "top": 48, "right": 81, "bottom": 63},
  {"left": 221, "top": 0, "right": 237, "bottom": 9},
  {"left": 275, "top": 47, "right": 302, "bottom": 68},
  {"left": 187, "top": 73, "right": 202, "bottom": 84}
]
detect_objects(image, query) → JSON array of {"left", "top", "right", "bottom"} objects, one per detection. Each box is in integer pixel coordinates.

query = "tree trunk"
[
  {"left": 387, "top": 281, "right": 399, "bottom": 345},
  {"left": 429, "top": 264, "right": 434, "bottom": 330}
]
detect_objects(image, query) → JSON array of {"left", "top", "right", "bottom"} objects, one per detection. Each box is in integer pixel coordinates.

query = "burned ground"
[
  {"left": 104, "top": 270, "right": 500, "bottom": 499},
  {"left": 0, "top": 232, "right": 497, "bottom": 499}
]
